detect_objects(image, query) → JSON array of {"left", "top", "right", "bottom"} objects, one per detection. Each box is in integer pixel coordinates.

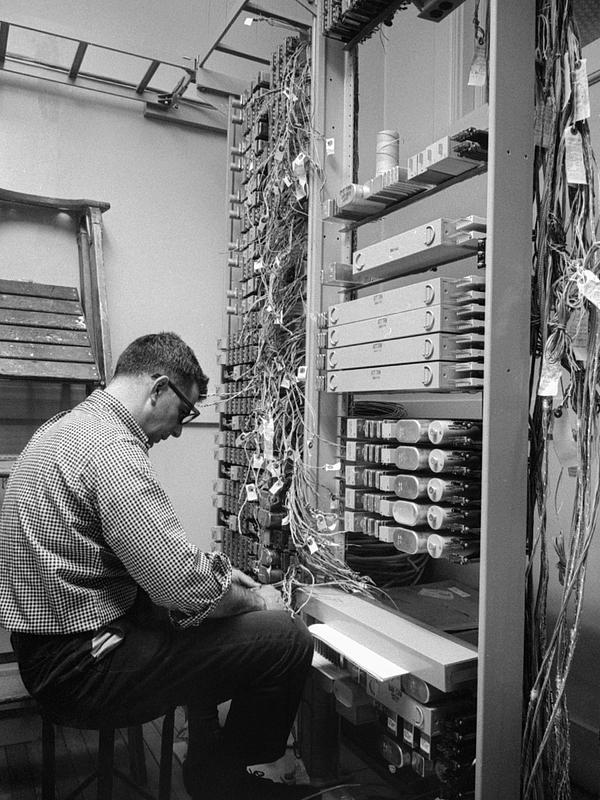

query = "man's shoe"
[{"left": 242, "top": 771, "right": 321, "bottom": 799}]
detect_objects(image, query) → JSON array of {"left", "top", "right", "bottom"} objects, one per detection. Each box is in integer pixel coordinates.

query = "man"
[{"left": 0, "top": 332, "right": 316, "bottom": 800}]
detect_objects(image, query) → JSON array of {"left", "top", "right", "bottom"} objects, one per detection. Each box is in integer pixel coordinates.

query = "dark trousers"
[{"left": 11, "top": 600, "right": 313, "bottom": 767}]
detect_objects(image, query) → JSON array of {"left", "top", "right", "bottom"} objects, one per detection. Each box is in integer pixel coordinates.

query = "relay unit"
[
  {"left": 319, "top": 272, "right": 485, "bottom": 394},
  {"left": 352, "top": 216, "right": 486, "bottom": 280},
  {"left": 340, "top": 416, "right": 482, "bottom": 565}
]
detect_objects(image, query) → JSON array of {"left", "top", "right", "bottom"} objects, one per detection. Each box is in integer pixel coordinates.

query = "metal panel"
[
  {"left": 475, "top": 2, "right": 534, "bottom": 798},
  {"left": 328, "top": 275, "right": 474, "bottom": 325},
  {"left": 325, "top": 331, "right": 475, "bottom": 370},
  {"left": 328, "top": 304, "right": 483, "bottom": 348},
  {"left": 305, "top": 30, "right": 354, "bottom": 482},
  {"left": 326, "top": 360, "right": 482, "bottom": 393},
  {"left": 301, "top": 586, "right": 477, "bottom": 692}
]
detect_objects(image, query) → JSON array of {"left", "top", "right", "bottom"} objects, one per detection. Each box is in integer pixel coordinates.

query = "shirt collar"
[{"left": 85, "top": 389, "right": 150, "bottom": 450}]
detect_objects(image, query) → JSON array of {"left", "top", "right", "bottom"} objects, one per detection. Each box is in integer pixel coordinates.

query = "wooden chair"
[{"left": 40, "top": 707, "right": 176, "bottom": 800}]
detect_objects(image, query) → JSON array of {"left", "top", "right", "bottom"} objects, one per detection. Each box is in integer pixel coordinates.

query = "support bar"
[
  {"left": 68, "top": 41, "right": 88, "bottom": 80},
  {"left": 214, "top": 44, "right": 271, "bottom": 66}
]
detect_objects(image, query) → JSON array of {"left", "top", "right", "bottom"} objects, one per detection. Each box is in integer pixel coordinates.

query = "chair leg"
[
  {"left": 96, "top": 728, "right": 115, "bottom": 800},
  {"left": 158, "top": 708, "right": 175, "bottom": 800},
  {"left": 41, "top": 717, "right": 56, "bottom": 800},
  {"left": 128, "top": 725, "right": 147, "bottom": 785}
]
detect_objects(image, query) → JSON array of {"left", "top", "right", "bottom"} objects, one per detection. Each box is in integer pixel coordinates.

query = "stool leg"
[
  {"left": 41, "top": 717, "right": 56, "bottom": 800},
  {"left": 158, "top": 709, "right": 175, "bottom": 800},
  {"left": 127, "top": 725, "right": 147, "bottom": 785},
  {"left": 96, "top": 728, "right": 115, "bottom": 800}
]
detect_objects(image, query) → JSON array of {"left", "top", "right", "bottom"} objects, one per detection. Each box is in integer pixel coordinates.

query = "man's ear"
[{"left": 150, "top": 374, "right": 168, "bottom": 404}]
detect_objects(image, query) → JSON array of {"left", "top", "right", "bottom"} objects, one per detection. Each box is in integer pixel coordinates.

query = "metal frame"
[
  {"left": 304, "top": 1, "right": 535, "bottom": 797},
  {"left": 197, "top": 0, "right": 313, "bottom": 69},
  {"left": 0, "top": 20, "right": 228, "bottom": 132},
  {"left": 476, "top": 1, "right": 534, "bottom": 797}
]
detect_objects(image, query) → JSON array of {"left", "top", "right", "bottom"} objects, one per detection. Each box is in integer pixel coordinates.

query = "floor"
[
  {"left": 1, "top": 710, "right": 597, "bottom": 800},
  {"left": 0, "top": 710, "right": 190, "bottom": 800}
]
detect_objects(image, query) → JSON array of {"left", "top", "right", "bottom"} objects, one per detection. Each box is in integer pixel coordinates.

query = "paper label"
[
  {"left": 577, "top": 269, "right": 600, "bottom": 309},
  {"left": 573, "top": 59, "right": 590, "bottom": 121},
  {"left": 534, "top": 96, "right": 556, "bottom": 149},
  {"left": 551, "top": 408, "right": 578, "bottom": 469},
  {"left": 269, "top": 478, "right": 284, "bottom": 495},
  {"left": 563, "top": 53, "right": 572, "bottom": 109},
  {"left": 566, "top": 307, "right": 588, "bottom": 362},
  {"left": 468, "top": 47, "right": 487, "bottom": 87},
  {"left": 565, "top": 126, "right": 587, "bottom": 185},
  {"left": 538, "top": 352, "right": 562, "bottom": 397}
]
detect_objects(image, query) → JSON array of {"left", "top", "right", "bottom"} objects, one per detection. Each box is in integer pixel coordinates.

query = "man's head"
[{"left": 108, "top": 332, "right": 208, "bottom": 446}]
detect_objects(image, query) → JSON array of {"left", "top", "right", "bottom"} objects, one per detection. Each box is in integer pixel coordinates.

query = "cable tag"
[
  {"left": 563, "top": 53, "right": 572, "bottom": 109},
  {"left": 325, "top": 461, "right": 341, "bottom": 471},
  {"left": 293, "top": 152, "right": 308, "bottom": 199},
  {"left": 534, "top": 96, "right": 556, "bottom": 149},
  {"left": 306, "top": 536, "right": 319, "bottom": 554},
  {"left": 281, "top": 376, "right": 291, "bottom": 389},
  {"left": 538, "top": 349, "right": 561, "bottom": 397},
  {"left": 573, "top": 59, "right": 590, "bottom": 121},
  {"left": 566, "top": 307, "right": 589, "bottom": 362},
  {"left": 468, "top": 34, "right": 487, "bottom": 86},
  {"left": 269, "top": 478, "right": 284, "bottom": 495},
  {"left": 316, "top": 514, "right": 328, "bottom": 532},
  {"left": 263, "top": 415, "right": 274, "bottom": 461},
  {"left": 576, "top": 269, "right": 600, "bottom": 308},
  {"left": 564, "top": 126, "right": 587, "bottom": 185},
  {"left": 245, "top": 483, "right": 258, "bottom": 501},
  {"left": 326, "top": 137, "right": 335, "bottom": 156},
  {"left": 252, "top": 454, "right": 264, "bottom": 470},
  {"left": 552, "top": 408, "right": 578, "bottom": 470}
]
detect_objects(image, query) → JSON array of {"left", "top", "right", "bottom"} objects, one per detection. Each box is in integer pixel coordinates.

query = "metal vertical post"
[{"left": 476, "top": 1, "right": 534, "bottom": 797}]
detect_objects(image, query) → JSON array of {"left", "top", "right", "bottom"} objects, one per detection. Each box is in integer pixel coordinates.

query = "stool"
[{"left": 40, "top": 706, "right": 176, "bottom": 800}]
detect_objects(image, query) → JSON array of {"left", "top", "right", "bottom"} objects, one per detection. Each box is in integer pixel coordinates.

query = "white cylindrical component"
[
  {"left": 427, "top": 505, "right": 481, "bottom": 531},
  {"left": 427, "top": 533, "right": 480, "bottom": 559},
  {"left": 428, "top": 448, "right": 481, "bottom": 473},
  {"left": 393, "top": 528, "right": 430, "bottom": 554},
  {"left": 427, "top": 477, "right": 481, "bottom": 503},
  {"left": 427, "top": 505, "right": 455, "bottom": 530},
  {"left": 393, "top": 474, "right": 430, "bottom": 500},
  {"left": 379, "top": 735, "right": 412, "bottom": 769},
  {"left": 392, "top": 500, "right": 430, "bottom": 527},
  {"left": 375, "top": 129, "right": 400, "bottom": 175},
  {"left": 393, "top": 446, "right": 431, "bottom": 471},
  {"left": 428, "top": 419, "right": 482, "bottom": 446},
  {"left": 393, "top": 419, "right": 431, "bottom": 443}
]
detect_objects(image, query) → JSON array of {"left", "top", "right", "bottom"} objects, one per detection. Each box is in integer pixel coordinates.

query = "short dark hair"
[{"left": 113, "top": 332, "right": 208, "bottom": 396}]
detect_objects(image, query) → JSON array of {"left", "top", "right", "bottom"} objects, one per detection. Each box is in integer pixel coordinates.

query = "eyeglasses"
[{"left": 152, "top": 374, "right": 200, "bottom": 425}]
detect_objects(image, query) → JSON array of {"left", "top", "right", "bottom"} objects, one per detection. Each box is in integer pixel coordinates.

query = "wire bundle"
[
  {"left": 523, "top": 3, "right": 599, "bottom": 798},
  {"left": 227, "top": 37, "right": 384, "bottom": 605}
]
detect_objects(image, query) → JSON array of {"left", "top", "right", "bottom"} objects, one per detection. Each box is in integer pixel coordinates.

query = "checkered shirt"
[{"left": 0, "top": 389, "right": 232, "bottom": 634}]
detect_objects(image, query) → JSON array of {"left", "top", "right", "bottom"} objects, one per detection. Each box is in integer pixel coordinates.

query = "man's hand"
[
  {"left": 205, "top": 569, "right": 285, "bottom": 618},
  {"left": 253, "top": 584, "right": 286, "bottom": 611},
  {"left": 231, "top": 568, "right": 260, "bottom": 589}
]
